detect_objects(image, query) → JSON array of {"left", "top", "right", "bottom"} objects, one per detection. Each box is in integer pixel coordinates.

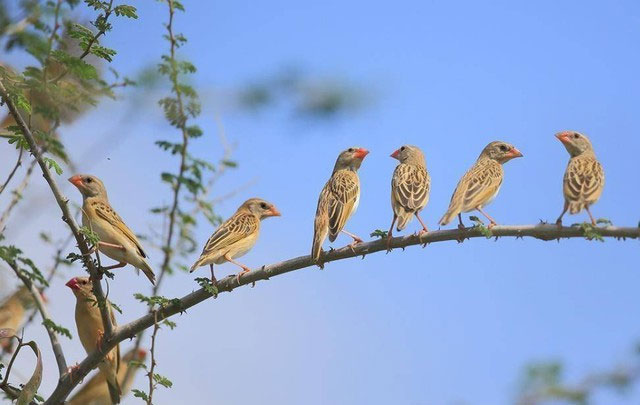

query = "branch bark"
[
  {"left": 0, "top": 79, "right": 113, "bottom": 343},
  {"left": 42, "top": 223, "right": 640, "bottom": 404}
]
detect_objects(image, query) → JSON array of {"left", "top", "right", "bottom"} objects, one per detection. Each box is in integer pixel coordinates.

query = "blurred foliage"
[{"left": 517, "top": 344, "right": 640, "bottom": 405}]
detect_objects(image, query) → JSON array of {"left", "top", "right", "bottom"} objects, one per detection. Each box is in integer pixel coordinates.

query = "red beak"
[
  {"left": 267, "top": 206, "right": 281, "bottom": 217},
  {"left": 507, "top": 147, "right": 523, "bottom": 158},
  {"left": 68, "top": 175, "right": 83, "bottom": 188},
  {"left": 137, "top": 348, "right": 148, "bottom": 359},
  {"left": 353, "top": 148, "right": 369, "bottom": 159},
  {"left": 555, "top": 132, "right": 570, "bottom": 144},
  {"left": 65, "top": 278, "right": 79, "bottom": 290},
  {"left": 390, "top": 149, "right": 400, "bottom": 159}
]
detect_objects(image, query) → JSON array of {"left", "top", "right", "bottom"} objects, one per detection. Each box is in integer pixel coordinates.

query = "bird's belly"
[
  {"left": 348, "top": 192, "right": 360, "bottom": 219},
  {"left": 215, "top": 233, "right": 259, "bottom": 264}
]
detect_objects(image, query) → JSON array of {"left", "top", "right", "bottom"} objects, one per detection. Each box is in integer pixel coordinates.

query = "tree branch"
[
  {"left": 0, "top": 79, "right": 114, "bottom": 340},
  {"left": 42, "top": 223, "right": 640, "bottom": 404},
  {"left": 0, "top": 146, "right": 24, "bottom": 196}
]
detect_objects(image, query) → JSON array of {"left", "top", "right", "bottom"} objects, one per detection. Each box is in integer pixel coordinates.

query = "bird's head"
[
  {"left": 68, "top": 174, "right": 108, "bottom": 199},
  {"left": 480, "top": 141, "right": 523, "bottom": 164},
  {"left": 390, "top": 145, "right": 425, "bottom": 165},
  {"left": 65, "top": 276, "right": 94, "bottom": 298},
  {"left": 334, "top": 147, "right": 369, "bottom": 171},
  {"left": 555, "top": 131, "right": 594, "bottom": 157},
  {"left": 242, "top": 198, "right": 281, "bottom": 219}
]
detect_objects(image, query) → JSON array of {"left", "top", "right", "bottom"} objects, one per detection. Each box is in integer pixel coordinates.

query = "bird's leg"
[
  {"left": 457, "top": 214, "right": 466, "bottom": 230},
  {"left": 224, "top": 253, "right": 251, "bottom": 284},
  {"left": 556, "top": 201, "right": 568, "bottom": 227},
  {"left": 415, "top": 212, "right": 429, "bottom": 235},
  {"left": 585, "top": 206, "right": 597, "bottom": 226},
  {"left": 97, "top": 241, "right": 126, "bottom": 250},
  {"left": 209, "top": 264, "right": 217, "bottom": 285},
  {"left": 100, "top": 262, "right": 126, "bottom": 271},
  {"left": 476, "top": 207, "right": 497, "bottom": 229},
  {"left": 386, "top": 215, "right": 397, "bottom": 252},
  {"left": 341, "top": 229, "right": 363, "bottom": 244}
]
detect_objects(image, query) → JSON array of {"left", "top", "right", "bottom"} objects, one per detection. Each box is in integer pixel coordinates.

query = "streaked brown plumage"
[
  {"left": 190, "top": 198, "right": 281, "bottom": 283},
  {"left": 66, "top": 277, "right": 121, "bottom": 404},
  {"left": 439, "top": 141, "right": 523, "bottom": 229},
  {"left": 388, "top": 145, "right": 431, "bottom": 243},
  {"left": 555, "top": 131, "right": 605, "bottom": 226},
  {"left": 312, "top": 147, "right": 369, "bottom": 265},
  {"left": 0, "top": 287, "right": 33, "bottom": 352},
  {"left": 68, "top": 174, "right": 156, "bottom": 284},
  {"left": 67, "top": 348, "right": 147, "bottom": 405}
]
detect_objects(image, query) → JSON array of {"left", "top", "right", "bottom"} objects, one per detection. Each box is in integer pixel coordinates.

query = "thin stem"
[
  {"left": 41, "top": 0, "right": 63, "bottom": 86},
  {"left": 0, "top": 158, "right": 37, "bottom": 234},
  {"left": 42, "top": 223, "right": 640, "bottom": 405},
  {"left": 0, "top": 146, "right": 24, "bottom": 196},
  {"left": 146, "top": 313, "right": 160, "bottom": 405},
  {"left": 1, "top": 338, "right": 24, "bottom": 386}
]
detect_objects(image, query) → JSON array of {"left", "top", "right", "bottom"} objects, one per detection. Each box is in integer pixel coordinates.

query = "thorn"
[{"left": 361, "top": 255, "right": 365, "bottom": 260}]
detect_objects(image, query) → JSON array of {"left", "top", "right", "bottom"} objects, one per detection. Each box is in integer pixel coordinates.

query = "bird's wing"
[
  {"left": 92, "top": 200, "right": 148, "bottom": 258},
  {"left": 457, "top": 160, "right": 503, "bottom": 210},
  {"left": 564, "top": 155, "right": 605, "bottom": 203},
  {"left": 392, "top": 164, "right": 430, "bottom": 212},
  {"left": 198, "top": 213, "right": 258, "bottom": 258},
  {"left": 327, "top": 170, "right": 360, "bottom": 236}
]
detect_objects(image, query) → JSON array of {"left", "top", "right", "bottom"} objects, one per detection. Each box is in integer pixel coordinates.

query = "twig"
[
  {"left": 0, "top": 158, "right": 36, "bottom": 234},
  {"left": 0, "top": 146, "right": 24, "bottom": 196},
  {"left": 8, "top": 262, "right": 68, "bottom": 375},
  {"left": 41, "top": 0, "right": 63, "bottom": 85},
  {"left": 146, "top": 313, "right": 160, "bottom": 405},
  {"left": 0, "top": 78, "right": 113, "bottom": 341},
  {"left": 42, "top": 223, "right": 640, "bottom": 404}
]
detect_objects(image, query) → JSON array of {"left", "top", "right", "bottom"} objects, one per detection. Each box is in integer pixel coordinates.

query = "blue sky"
[{"left": 2, "top": 0, "right": 640, "bottom": 404}]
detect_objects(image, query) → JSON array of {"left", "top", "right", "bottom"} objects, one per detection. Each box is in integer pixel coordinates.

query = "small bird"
[
  {"left": 66, "top": 276, "right": 121, "bottom": 404},
  {"left": 68, "top": 174, "right": 156, "bottom": 284},
  {"left": 388, "top": 145, "right": 431, "bottom": 245},
  {"left": 67, "top": 347, "right": 147, "bottom": 405},
  {"left": 190, "top": 198, "right": 281, "bottom": 283},
  {"left": 0, "top": 287, "right": 33, "bottom": 352},
  {"left": 555, "top": 131, "right": 605, "bottom": 226},
  {"left": 312, "top": 147, "right": 369, "bottom": 265},
  {"left": 439, "top": 141, "right": 523, "bottom": 229}
]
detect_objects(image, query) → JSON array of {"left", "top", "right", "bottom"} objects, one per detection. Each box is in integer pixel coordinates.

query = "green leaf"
[
  {"left": 132, "top": 389, "right": 149, "bottom": 401},
  {"left": 370, "top": 229, "right": 388, "bottom": 239},
  {"left": 42, "top": 319, "right": 73, "bottom": 339},
  {"left": 51, "top": 50, "right": 98, "bottom": 79},
  {"left": 195, "top": 277, "right": 218, "bottom": 296},
  {"left": 469, "top": 216, "right": 492, "bottom": 238},
  {"left": 114, "top": 4, "right": 138, "bottom": 18},
  {"left": 153, "top": 373, "right": 173, "bottom": 388},
  {"left": 43, "top": 157, "right": 63, "bottom": 175}
]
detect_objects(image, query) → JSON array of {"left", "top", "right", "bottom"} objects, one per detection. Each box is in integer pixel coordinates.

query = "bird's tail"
[
  {"left": 395, "top": 210, "right": 412, "bottom": 231},
  {"left": 311, "top": 222, "right": 328, "bottom": 267},
  {"left": 139, "top": 259, "right": 156, "bottom": 285},
  {"left": 106, "top": 375, "right": 122, "bottom": 404},
  {"left": 439, "top": 208, "right": 459, "bottom": 227},
  {"left": 568, "top": 201, "right": 586, "bottom": 215},
  {"left": 189, "top": 257, "right": 205, "bottom": 273}
]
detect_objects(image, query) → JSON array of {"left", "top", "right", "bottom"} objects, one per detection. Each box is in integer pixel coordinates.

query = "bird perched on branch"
[
  {"left": 312, "top": 147, "right": 369, "bottom": 266},
  {"left": 68, "top": 174, "right": 156, "bottom": 284},
  {"left": 0, "top": 287, "right": 36, "bottom": 352},
  {"left": 554, "top": 131, "right": 604, "bottom": 226},
  {"left": 67, "top": 347, "right": 147, "bottom": 405},
  {"left": 66, "top": 276, "right": 121, "bottom": 404},
  {"left": 190, "top": 198, "right": 281, "bottom": 284},
  {"left": 439, "top": 141, "right": 523, "bottom": 229},
  {"left": 388, "top": 145, "right": 431, "bottom": 246}
]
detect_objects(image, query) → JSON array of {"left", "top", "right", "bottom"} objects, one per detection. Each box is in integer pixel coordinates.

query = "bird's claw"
[
  {"left": 235, "top": 267, "right": 251, "bottom": 284},
  {"left": 488, "top": 222, "right": 497, "bottom": 229}
]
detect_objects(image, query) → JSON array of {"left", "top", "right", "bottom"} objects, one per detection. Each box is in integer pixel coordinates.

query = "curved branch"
[
  {"left": 0, "top": 80, "right": 113, "bottom": 338},
  {"left": 0, "top": 146, "right": 24, "bottom": 196},
  {"left": 42, "top": 223, "right": 639, "bottom": 404}
]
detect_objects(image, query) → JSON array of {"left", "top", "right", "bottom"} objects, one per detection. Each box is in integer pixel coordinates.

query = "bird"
[
  {"left": 312, "top": 147, "right": 369, "bottom": 266},
  {"left": 68, "top": 174, "right": 156, "bottom": 284},
  {"left": 66, "top": 276, "right": 121, "bottom": 404},
  {"left": 190, "top": 198, "right": 281, "bottom": 284},
  {"left": 555, "top": 131, "right": 605, "bottom": 226},
  {"left": 439, "top": 141, "right": 523, "bottom": 229},
  {"left": 388, "top": 145, "right": 431, "bottom": 246},
  {"left": 67, "top": 347, "right": 147, "bottom": 405},
  {"left": 0, "top": 287, "right": 33, "bottom": 352}
]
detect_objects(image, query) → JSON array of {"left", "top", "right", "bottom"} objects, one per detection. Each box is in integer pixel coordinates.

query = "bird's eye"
[
  {"left": 260, "top": 203, "right": 268, "bottom": 209},
  {"left": 85, "top": 177, "right": 93, "bottom": 183},
  {"left": 80, "top": 279, "right": 87, "bottom": 284},
  {"left": 400, "top": 146, "right": 406, "bottom": 151},
  {"left": 499, "top": 145, "right": 508, "bottom": 152},
  {"left": 573, "top": 133, "right": 580, "bottom": 139},
  {"left": 347, "top": 148, "right": 354, "bottom": 153}
]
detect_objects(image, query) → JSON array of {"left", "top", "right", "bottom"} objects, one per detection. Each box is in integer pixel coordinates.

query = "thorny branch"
[
  {"left": 0, "top": 146, "right": 24, "bottom": 196},
  {"left": 42, "top": 223, "right": 640, "bottom": 404}
]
